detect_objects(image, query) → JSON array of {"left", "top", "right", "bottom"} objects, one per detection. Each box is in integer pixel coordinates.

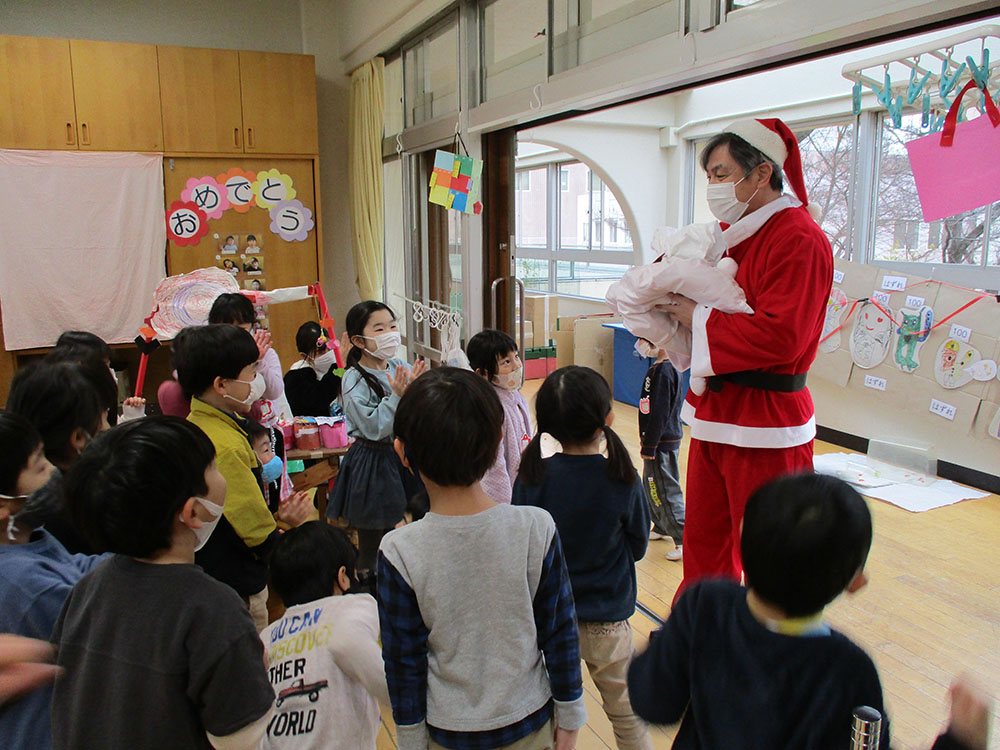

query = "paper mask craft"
[
  {"left": 893, "top": 305, "right": 933, "bottom": 373},
  {"left": 988, "top": 406, "right": 1000, "bottom": 441},
  {"left": 148, "top": 267, "right": 239, "bottom": 339},
  {"left": 820, "top": 286, "right": 850, "bottom": 354},
  {"left": 849, "top": 301, "right": 893, "bottom": 369},
  {"left": 933, "top": 338, "right": 981, "bottom": 389},
  {"left": 429, "top": 150, "right": 483, "bottom": 214}
]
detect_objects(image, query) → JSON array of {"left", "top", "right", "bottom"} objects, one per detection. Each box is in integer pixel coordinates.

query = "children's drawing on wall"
[
  {"left": 819, "top": 286, "right": 849, "bottom": 354},
  {"left": 245, "top": 278, "right": 266, "bottom": 292},
  {"left": 893, "top": 305, "right": 933, "bottom": 373},
  {"left": 934, "top": 338, "right": 981, "bottom": 389},
  {"left": 849, "top": 301, "right": 893, "bottom": 369},
  {"left": 244, "top": 256, "right": 263, "bottom": 274},
  {"left": 220, "top": 234, "right": 239, "bottom": 254},
  {"left": 218, "top": 257, "right": 240, "bottom": 277},
  {"left": 245, "top": 234, "right": 261, "bottom": 254}
]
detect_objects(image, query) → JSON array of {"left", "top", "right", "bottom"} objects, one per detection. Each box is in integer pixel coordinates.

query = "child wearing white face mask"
[
  {"left": 467, "top": 329, "right": 532, "bottom": 504},
  {"left": 284, "top": 321, "right": 343, "bottom": 417},
  {"left": 174, "top": 324, "right": 313, "bottom": 630},
  {"left": 51, "top": 416, "right": 276, "bottom": 750},
  {"left": 326, "top": 301, "right": 427, "bottom": 575}
]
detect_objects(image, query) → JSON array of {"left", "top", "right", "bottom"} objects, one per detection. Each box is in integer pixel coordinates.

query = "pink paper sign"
[{"left": 906, "top": 106, "right": 1000, "bottom": 222}]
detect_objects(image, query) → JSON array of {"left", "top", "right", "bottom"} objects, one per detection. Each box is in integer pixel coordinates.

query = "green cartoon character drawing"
[{"left": 894, "top": 305, "right": 933, "bottom": 373}]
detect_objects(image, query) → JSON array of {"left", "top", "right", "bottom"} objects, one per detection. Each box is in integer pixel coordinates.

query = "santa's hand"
[{"left": 657, "top": 294, "right": 697, "bottom": 329}]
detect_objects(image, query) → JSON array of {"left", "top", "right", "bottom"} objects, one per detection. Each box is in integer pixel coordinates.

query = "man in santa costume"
[{"left": 663, "top": 118, "right": 833, "bottom": 598}]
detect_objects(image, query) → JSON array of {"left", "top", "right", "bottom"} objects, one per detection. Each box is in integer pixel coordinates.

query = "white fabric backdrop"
[{"left": 0, "top": 150, "right": 165, "bottom": 350}]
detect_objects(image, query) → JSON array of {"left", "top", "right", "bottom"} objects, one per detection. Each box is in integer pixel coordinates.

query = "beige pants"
[
  {"left": 578, "top": 620, "right": 653, "bottom": 750},
  {"left": 429, "top": 719, "right": 555, "bottom": 750},
  {"left": 248, "top": 586, "right": 269, "bottom": 633}
]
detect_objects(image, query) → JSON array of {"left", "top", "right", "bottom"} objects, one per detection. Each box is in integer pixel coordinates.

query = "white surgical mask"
[
  {"left": 363, "top": 331, "right": 401, "bottom": 360},
  {"left": 224, "top": 373, "right": 265, "bottom": 406},
  {"left": 495, "top": 366, "right": 523, "bottom": 391},
  {"left": 184, "top": 497, "right": 225, "bottom": 551},
  {"left": 706, "top": 175, "right": 759, "bottom": 225},
  {"left": 311, "top": 349, "right": 337, "bottom": 376}
]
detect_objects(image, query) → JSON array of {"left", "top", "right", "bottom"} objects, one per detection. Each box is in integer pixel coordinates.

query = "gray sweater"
[{"left": 378, "top": 504, "right": 587, "bottom": 749}]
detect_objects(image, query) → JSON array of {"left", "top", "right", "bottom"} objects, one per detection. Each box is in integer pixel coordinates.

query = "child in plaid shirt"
[{"left": 377, "top": 368, "right": 586, "bottom": 750}]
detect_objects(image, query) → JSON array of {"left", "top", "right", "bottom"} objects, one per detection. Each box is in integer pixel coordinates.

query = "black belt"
[{"left": 706, "top": 371, "right": 807, "bottom": 393}]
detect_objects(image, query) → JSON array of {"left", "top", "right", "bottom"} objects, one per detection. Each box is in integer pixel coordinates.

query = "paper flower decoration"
[
  {"left": 269, "top": 199, "right": 314, "bottom": 242},
  {"left": 165, "top": 200, "right": 209, "bottom": 246},
  {"left": 216, "top": 167, "right": 258, "bottom": 213},
  {"left": 253, "top": 168, "right": 296, "bottom": 209},
  {"left": 181, "top": 176, "right": 229, "bottom": 220}
]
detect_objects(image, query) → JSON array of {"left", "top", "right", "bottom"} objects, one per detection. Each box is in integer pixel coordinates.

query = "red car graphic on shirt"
[{"left": 275, "top": 678, "right": 329, "bottom": 706}]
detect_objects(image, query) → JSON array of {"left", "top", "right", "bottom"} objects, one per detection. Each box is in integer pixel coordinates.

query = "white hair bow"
[{"left": 539, "top": 432, "right": 564, "bottom": 459}]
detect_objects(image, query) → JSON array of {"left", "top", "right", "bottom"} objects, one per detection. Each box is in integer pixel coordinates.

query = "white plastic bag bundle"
[{"left": 606, "top": 223, "right": 752, "bottom": 370}]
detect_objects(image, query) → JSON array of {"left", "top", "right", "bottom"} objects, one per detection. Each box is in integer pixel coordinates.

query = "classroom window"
[
  {"left": 796, "top": 121, "right": 854, "bottom": 259},
  {"left": 480, "top": 0, "right": 548, "bottom": 102},
  {"left": 515, "top": 159, "right": 634, "bottom": 299},
  {"left": 873, "top": 113, "right": 989, "bottom": 265},
  {"left": 550, "top": 0, "right": 680, "bottom": 75},
  {"left": 384, "top": 56, "right": 404, "bottom": 138},
  {"left": 403, "top": 14, "right": 460, "bottom": 127}
]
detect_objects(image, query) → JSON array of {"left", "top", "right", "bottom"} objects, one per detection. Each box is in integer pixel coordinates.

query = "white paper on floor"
[{"left": 812, "top": 452, "right": 989, "bottom": 512}]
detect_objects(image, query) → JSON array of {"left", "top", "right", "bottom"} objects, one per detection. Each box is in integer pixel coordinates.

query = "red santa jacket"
[{"left": 681, "top": 203, "right": 833, "bottom": 448}]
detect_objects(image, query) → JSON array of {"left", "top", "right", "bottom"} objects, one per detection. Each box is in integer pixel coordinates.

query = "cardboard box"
[
  {"left": 573, "top": 318, "right": 616, "bottom": 386},
  {"left": 523, "top": 293, "right": 558, "bottom": 344},
  {"left": 514, "top": 319, "right": 534, "bottom": 349},
  {"left": 555, "top": 329, "right": 575, "bottom": 368}
]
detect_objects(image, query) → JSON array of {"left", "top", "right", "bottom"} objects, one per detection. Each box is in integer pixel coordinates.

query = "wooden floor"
[{"left": 377, "top": 380, "right": 1000, "bottom": 749}]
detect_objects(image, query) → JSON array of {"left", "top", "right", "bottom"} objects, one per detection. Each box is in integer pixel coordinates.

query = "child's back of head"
[
  {"left": 518, "top": 365, "right": 636, "bottom": 486},
  {"left": 270, "top": 521, "right": 358, "bottom": 606},
  {"left": 742, "top": 473, "right": 872, "bottom": 617},
  {"left": 394, "top": 366, "right": 503, "bottom": 488},
  {"left": 172, "top": 324, "right": 259, "bottom": 400},
  {"left": 63, "top": 416, "right": 217, "bottom": 557},
  {"left": 208, "top": 292, "right": 256, "bottom": 327},
  {"left": 6, "top": 361, "right": 109, "bottom": 468}
]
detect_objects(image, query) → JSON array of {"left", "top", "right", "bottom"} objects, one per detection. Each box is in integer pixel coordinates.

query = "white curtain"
[{"left": 0, "top": 150, "right": 165, "bottom": 349}]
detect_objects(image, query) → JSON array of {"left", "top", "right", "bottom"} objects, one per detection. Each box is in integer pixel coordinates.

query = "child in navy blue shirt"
[
  {"left": 636, "top": 340, "right": 685, "bottom": 561},
  {"left": 514, "top": 365, "right": 652, "bottom": 750}
]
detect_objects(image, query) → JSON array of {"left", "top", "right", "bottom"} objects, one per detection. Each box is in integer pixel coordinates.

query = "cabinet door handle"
[
  {"left": 80, "top": 123, "right": 90, "bottom": 146},
  {"left": 66, "top": 122, "right": 75, "bottom": 145},
  {"left": 234, "top": 127, "right": 241, "bottom": 148},
  {"left": 247, "top": 127, "right": 254, "bottom": 148}
]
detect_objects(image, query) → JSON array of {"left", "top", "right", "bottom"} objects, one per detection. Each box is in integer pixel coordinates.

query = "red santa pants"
[{"left": 675, "top": 437, "right": 814, "bottom": 602}]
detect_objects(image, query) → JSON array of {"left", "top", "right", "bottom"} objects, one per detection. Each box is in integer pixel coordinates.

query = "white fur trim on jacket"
[{"left": 681, "top": 401, "right": 816, "bottom": 448}]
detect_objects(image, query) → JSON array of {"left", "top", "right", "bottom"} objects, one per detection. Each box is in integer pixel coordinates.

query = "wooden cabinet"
[
  {"left": 239, "top": 51, "right": 318, "bottom": 155},
  {"left": 70, "top": 40, "right": 163, "bottom": 151},
  {"left": 0, "top": 37, "right": 318, "bottom": 156},
  {"left": 158, "top": 46, "right": 244, "bottom": 153},
  {"left": 0, "top": 36, "right": 79, "bottom": 150}
]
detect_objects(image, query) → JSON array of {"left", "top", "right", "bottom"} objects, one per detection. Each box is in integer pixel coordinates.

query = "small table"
[{"left": 286, "top": 444, "right": 351, "bottom": 519}]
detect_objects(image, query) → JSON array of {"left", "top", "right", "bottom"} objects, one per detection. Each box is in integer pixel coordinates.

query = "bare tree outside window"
[{"left": 797, "top": 123, "right": 854, "bottom": 258}]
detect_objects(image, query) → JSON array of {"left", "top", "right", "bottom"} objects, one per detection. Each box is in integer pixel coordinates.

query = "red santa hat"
[{"left": 722, "top": 118, "right": 821, "bottom": 220}]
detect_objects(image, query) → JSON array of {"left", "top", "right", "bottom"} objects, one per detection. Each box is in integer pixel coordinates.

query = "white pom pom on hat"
[{"left": 722, "top": 118, "right": 820, "bottom": 222}]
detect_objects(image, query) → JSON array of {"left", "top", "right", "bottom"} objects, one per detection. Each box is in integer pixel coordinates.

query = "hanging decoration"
[
  {"left": 893, "top": 305, "right": 933, "bottom": 373},
  {"left": 819, "top": 286, "right": 849, "bottom": 354},
  {"left": 181, "top": 176, "right": 229, "bottom": 220},
  {"left": 165, "top": 200, "right": 209, "bottom": 246},
  {"left": 216, "top": 167, "right": 258, "bottom": 213},
  {"left": 849, "top": 300, "right": 893, "bottom": 369},
  {"left": 252, "top": 168, "right": 296, "bottom": 209},
  {"left": 269, "top": 199, "right": 314, "bottom": 242}
]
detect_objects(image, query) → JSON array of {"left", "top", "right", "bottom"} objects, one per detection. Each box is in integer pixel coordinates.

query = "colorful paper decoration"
[
  {"left": 893, "top": 305, "right": 933, "bottom": 373},
  {"left": 428, "top": 150, "right": 483, "bottom": 214},
  {"left": 269, "top": 199, "right": 314, "bottom": 242},
  {"left": 253, "top": 169, "right": 296, "bottom": 209},
  {"left": 217, "top": 167, "right": 258, "bottom": 213},
  {"left": 819, "top": 286, "right": 849, "bottom": 354},
  {"left": 933, "top": 338, "right": 983, "bottom": 389},
  {"left": 165, "top": 200, "right": 209, "bottom": 246},
  {"left": 849, "top": 301, "right": 893, "bottom": 369},
  {"left": 148, "top": 267, "right": 239, "bottom": 338},
  {"left": 181, "top": 176, "right": 229, "bottom": 220}
]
